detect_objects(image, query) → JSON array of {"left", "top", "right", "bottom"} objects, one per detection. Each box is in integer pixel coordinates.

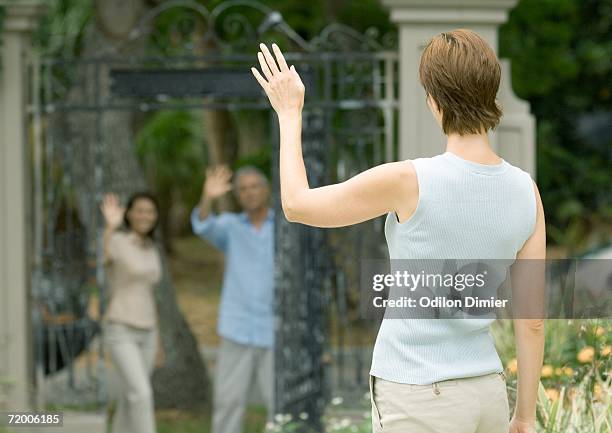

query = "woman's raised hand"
[
  {"left": 100, "top": 193, "right": 125, "bottom": 230},
  {"left": 251, "top": 43, "right": 305, "bottom": 118}
]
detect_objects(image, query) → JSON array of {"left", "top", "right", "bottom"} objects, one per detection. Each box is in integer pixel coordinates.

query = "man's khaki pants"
[
  {"left": 212, "top": 338, "right": 274, "bottom": 433},
  {"left": 370, "top": 372, "right": 510, "bottom": 433}
]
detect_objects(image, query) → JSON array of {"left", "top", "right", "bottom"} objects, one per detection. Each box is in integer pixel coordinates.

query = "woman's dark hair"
[{"left": 123, "top": 192, "right": 160, "bottom": 239}]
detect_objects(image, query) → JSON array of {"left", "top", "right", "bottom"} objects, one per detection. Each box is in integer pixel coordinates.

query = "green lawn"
[{"left": 156, "top": 405, "right": 268, "bottom": 433}]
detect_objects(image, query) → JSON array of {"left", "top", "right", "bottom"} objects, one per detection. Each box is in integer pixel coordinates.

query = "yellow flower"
[
  {"left": 577, "top": 346, "right": 595, "bottom": 363},
  {"left": 563, "top": 367, "right": 574, "bottom": 377},
  {"left": 595, "top": 326, "right": 605, "bottom": 337},
  {"left": 555, "top": 368, "right": 563, "bottom": 376},
  {"left": 506, "top": 358, "right": 518, "bottom": 374},
  {"left": 545, "top": 388, "right": 560, "bottom": 401},
  {"left": 600, "top": 345, "right": 611, "bottom": 357},
  {"left": 541, "top": 365, "right": 554, "bottom": 378}
]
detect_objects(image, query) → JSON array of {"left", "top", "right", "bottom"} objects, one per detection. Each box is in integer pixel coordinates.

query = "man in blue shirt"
[{"left": 191, "top": 165, "right": 274, "bottom": 433}]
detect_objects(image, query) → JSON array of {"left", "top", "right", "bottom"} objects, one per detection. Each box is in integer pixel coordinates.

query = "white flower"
[
  {"left": 331, "top": 396, "right": 344, "bottom": 406},
  {"left": 264, "top": 421, "right": 280, "bottom": 432}
]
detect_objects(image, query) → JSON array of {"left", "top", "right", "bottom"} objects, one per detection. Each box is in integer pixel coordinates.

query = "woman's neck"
[
  {"left": 445, "top": 131, "right": 502, "bottom": 164},
  {"left": 129, "top": 229, "right": 149, "bottom": 244}
]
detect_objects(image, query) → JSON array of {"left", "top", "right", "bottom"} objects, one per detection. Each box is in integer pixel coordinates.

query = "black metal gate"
[{"left": 28, "top": 0, "right": 398, "bottom": 428}]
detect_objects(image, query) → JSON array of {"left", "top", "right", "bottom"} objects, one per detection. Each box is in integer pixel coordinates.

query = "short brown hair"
[{"left": 419, "top": 29, "right": 502, "bottom": 135}]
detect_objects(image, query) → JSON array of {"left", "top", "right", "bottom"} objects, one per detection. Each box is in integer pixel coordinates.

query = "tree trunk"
[
  {"left": 194, "top": 22, "right": 239, "bottom": 211},
  {"left": 152, "top": 252, "right": 210, "bottom": 410}
]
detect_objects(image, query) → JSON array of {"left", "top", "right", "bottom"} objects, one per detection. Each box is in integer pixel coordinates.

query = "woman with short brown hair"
[{"left": 252, "top": 28, "right": 544, "bottom": 433}]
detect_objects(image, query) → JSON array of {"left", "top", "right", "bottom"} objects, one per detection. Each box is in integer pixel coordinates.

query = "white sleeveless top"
[{"left": 369, "top": 151, "right": 537, "bottom": 384}]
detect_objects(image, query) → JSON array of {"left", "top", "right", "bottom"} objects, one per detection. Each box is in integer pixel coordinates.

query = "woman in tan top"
[{"left": 100, "top": 192, "right": 162, "bottom": 433}]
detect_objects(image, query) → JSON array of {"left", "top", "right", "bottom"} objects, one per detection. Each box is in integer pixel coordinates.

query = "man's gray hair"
[{"left": 233, "top": 165, "right": 269, "bottom": 190}]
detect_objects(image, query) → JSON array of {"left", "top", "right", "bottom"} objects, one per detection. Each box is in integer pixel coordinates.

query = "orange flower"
[
  {"left": 506, "top": 358, "right": 518, "bottom": 374},
  {"left": 545, "top": 388, "right": 559, "bottom": 401},
  {"left": 541, "top": 365, "right": 554, "bottom": 378},
  {"left": 600, "top": 345, "right": 611, "bottom": 357},
  {"left": 595, "top": 326, "right": 605, "bottom": 337},
  {"left": 563, "top": 367, "right": 574, "bottom": 377},
  {"left": 577, "top": 346, "right": 595, "bottom": 363}
]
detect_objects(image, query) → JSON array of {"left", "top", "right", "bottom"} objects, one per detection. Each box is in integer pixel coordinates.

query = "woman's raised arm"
[
  {"left": 251, "top": 43, "right": 417, "bottom": 228},
  {"left": 100, "top": 193, "right": 125, "bottom": 264}
]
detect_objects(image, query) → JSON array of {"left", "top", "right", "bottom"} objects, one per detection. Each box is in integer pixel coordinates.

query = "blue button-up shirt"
[{"left": 191, "top": 207, "right": 275, "bottom": 348}]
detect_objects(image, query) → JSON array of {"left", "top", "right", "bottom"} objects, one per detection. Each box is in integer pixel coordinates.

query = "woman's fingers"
[
  {"left": 103, "top": 194, "right": 115, "bottom": 209},
  {"left": 251, "top": 67, "right": 269, "bottom": 91},
  {"left": 259, "top": 43, "right": 279, "bottom": 75},
  {"left": 272, "top": 43, "right": 289, "bottom": 72},
  {"left": 257, "top": 52, "right": 273, "bottom": 81},
  {"left": 108, "top": 193, "right": 119, "bottom": 207},
  {"left": 291, "top": 65, "right": 304, "bottom": 87},
  {"left": 101, "top": 193, "right": 120, "bottom": 216}
]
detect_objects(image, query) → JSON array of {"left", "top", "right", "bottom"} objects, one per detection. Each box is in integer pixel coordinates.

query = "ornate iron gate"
[{"left": 28, "top": 0, "right": 398, "bottom": 428}]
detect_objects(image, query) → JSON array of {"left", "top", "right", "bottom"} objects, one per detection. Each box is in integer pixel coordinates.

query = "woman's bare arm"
[
  {"left": 510, "top": 180, "right": 546, "bottom": 431},
  {"left": 100, "top": 193, "right": 125, "bottom": 264},
  {"left": 252, "top": 43, "right": 417, "bottom": 228}
]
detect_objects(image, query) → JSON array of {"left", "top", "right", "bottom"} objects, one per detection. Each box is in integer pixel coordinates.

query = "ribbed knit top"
[{"left": 369, "top": 151, "right": 537, "bottom": 384}]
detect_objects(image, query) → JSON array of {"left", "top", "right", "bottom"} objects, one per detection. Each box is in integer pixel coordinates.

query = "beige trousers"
[
  {"left": 370, "top": 372, "right": 510, "bottom": 433},
  {"left": 104, "top": 321, "right": 158, "bottom": 433},
  {"left": 212, "top": 338, "right": 274, "bottom": 433}
]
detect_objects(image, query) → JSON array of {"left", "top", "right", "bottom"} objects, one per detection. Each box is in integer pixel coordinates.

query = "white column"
[
  {"left": 382, "top": 0, "right": 536, "bottom": 175},
  {"left": 0, "top": 0, "right": 47, "bottom": 411}
]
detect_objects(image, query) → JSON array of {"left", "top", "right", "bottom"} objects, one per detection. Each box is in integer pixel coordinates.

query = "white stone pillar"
[
  {"left": 0, "top": 0, "right": 47, "bottom": 411},
  {"left": 382, "top": 0, "right": 536, "bottom": 175}
]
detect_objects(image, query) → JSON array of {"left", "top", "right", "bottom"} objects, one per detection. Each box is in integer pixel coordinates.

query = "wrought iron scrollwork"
[{"left": 102, "top": 0, "right": 394, "bottom": 56}]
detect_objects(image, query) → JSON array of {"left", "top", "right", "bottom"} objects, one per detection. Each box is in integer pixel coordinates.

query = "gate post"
[
  {"left": 382, "top": 0, "right": 536, "bottom": 175},
  {"left": 0, "top": 0, "right": 47, "bottom": 411},
  {"left": 272, "top": 107, "right": 328, "bottom": 431}
]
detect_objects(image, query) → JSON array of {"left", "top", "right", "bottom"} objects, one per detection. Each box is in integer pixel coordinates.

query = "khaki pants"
[
  {"left": 104, "top": 321, "right": 158, "bottom": 433},
  {"left": 212, "top": 338, "right": 274, "bottom": 433},
  {"left": 370, "top": 372, "right": 509, "bottom": 433}
]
